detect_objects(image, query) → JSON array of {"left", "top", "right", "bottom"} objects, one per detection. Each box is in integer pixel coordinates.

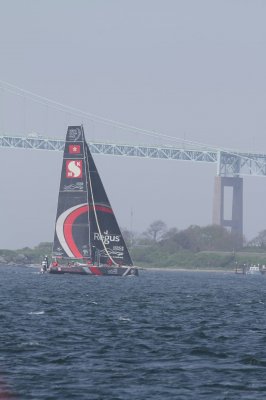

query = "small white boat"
[{"left": 246, "top": 266, "right": 261, "bottom": 275}]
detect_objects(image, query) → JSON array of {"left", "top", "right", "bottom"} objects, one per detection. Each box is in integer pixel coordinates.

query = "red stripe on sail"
[
  {"left": 63, "top": 203, "right": 112, "bottom": 258},
  {"left": 94, "top": 205, "right": 113, "bottom": 214},
  {"left": 64, "top": 205, "right": 88, "bottom": 258}
]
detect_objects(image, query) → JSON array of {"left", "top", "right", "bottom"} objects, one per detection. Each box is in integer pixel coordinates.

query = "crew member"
[{"left": 41, "top": 260, "right": 47, "bottom": 272}]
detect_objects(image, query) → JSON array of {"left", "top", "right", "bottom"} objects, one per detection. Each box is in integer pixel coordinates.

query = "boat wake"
[{"left": 28, "top": 311, "right": 45, "bottom": 315}]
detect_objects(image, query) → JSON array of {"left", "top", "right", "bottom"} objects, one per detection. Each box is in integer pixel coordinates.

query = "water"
[{"left": 1, "top": 266, "right": 266, "bottom": 399}]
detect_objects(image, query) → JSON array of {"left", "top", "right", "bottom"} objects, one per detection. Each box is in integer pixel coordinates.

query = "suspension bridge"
[{"left": 1, "top": 79, "right": 266, "bottom": 240}]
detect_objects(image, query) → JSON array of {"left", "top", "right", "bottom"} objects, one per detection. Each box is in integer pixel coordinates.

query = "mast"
[{"left": 82, "top": 125, "right": 91, "bottom": 258}]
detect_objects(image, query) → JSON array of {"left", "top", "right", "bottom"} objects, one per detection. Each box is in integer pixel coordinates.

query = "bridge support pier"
[{"left": 212, "top": 176, "right": 243, "bottom": 241}]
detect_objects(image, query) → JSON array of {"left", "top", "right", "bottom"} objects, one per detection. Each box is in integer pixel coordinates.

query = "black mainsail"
[
  {"left": 51, "top": 126, "right": 134, "bottom": 272},
  {"left": 52, "top": 126, "right": 90, "bottom": 259}
]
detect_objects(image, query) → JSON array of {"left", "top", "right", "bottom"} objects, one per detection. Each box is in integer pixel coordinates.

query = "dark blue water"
[{"left": 1, "top": 266, "right": 266, "bottom": 399}]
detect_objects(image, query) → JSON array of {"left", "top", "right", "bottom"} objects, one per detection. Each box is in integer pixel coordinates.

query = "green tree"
[
  {"left": 144, "top": 220, "right": 167, "bottom": 242},
  {"left": 248, "top": 230, "right": 266, "bottom": 248}
]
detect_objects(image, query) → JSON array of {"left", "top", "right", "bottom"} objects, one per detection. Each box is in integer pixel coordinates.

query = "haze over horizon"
[{"left": 1, "top": 0, "right": 266, "bottom": 249}]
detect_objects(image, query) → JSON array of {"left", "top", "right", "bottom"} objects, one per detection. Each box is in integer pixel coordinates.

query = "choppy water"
[{"left": 1, "top": 266, "right": 266, "bottom": 399}]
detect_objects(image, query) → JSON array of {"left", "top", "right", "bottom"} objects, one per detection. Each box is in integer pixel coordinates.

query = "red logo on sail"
[
  {"left": 69, "top": 144, "right": 81, "bottom": 154},
  {"left": 66, "top": 160, "right": 82, "bottom": 178}
]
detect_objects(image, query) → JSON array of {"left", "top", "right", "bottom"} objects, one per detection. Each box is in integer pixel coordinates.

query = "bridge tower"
[{"left": 212, "top": 152, "right": 243, "bottom": 243}]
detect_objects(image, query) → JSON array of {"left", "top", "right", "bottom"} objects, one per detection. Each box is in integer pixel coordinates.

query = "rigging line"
[{"left": 0, "top": 78, "right": 219, "bottom": 150}]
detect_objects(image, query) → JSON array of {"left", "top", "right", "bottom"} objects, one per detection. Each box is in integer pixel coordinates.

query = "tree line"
[
  {"left": 124, "top": 220, "right": 266, "bottom": 252},
  {"left": 1, "top": 221, "right": 266, "bottom": 268},
  {"left": 123, "top": 221, "right": 266, "bottom": 268},
  {"left": 123, "top": 220, "right": 244, "bottom": 252}
]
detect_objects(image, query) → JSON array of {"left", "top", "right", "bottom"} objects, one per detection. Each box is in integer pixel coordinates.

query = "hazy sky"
[{"left": 0, "top": 0, "right": 266, "bottom": 249}]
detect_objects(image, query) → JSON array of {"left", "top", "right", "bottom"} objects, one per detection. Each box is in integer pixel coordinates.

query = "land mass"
[{"left": 1, "top": 241, "right": 266, "bottom": 271}]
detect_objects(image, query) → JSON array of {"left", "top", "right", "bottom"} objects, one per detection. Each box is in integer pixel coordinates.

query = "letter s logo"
[{"left": 66, "top": 160, "right": 83, "bottom": 178}]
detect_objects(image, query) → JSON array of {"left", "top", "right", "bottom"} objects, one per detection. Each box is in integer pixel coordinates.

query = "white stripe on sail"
[{"left": 56, "top": 203, "right": 87, "bottom": 257}]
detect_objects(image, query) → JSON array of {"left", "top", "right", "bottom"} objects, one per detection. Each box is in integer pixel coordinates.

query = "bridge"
[
  {"left": 1, "top": 132, "right": 266, "bottom": 241},
  {"left": 1, "top": 133, "right": 266, "bottom": 177},
  {"left": 1, "top": 79, "right": 266, "bottom": 241}
]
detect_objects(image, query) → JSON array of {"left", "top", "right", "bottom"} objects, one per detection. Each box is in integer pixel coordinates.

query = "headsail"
[
  {"left": 86, "top": 143, "right": 133, "bottom": 266},
  {"left": 52, "top": 126, "right": 90, "bottom": 259}
]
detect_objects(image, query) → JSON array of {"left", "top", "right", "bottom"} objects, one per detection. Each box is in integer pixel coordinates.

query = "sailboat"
[{"left": 48, "top": 126, "right": 138, "bottom": 276}]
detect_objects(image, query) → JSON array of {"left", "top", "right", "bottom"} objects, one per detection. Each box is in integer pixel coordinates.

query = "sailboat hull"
[{"left": 48, "top": 265, "right": 139, "bottom": 276}]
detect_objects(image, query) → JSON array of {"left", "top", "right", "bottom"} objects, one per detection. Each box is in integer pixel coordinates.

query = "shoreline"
[
  {"left": 1, "top": 264, "right": 234, "bottom": 274},
  {"left": 141, "top": 267, "right": 234, "bottom": 273}
]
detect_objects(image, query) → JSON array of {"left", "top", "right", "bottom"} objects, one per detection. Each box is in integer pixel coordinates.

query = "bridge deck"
[{"left": 0, "top": 134, "right": 266, "bottom": 177}]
